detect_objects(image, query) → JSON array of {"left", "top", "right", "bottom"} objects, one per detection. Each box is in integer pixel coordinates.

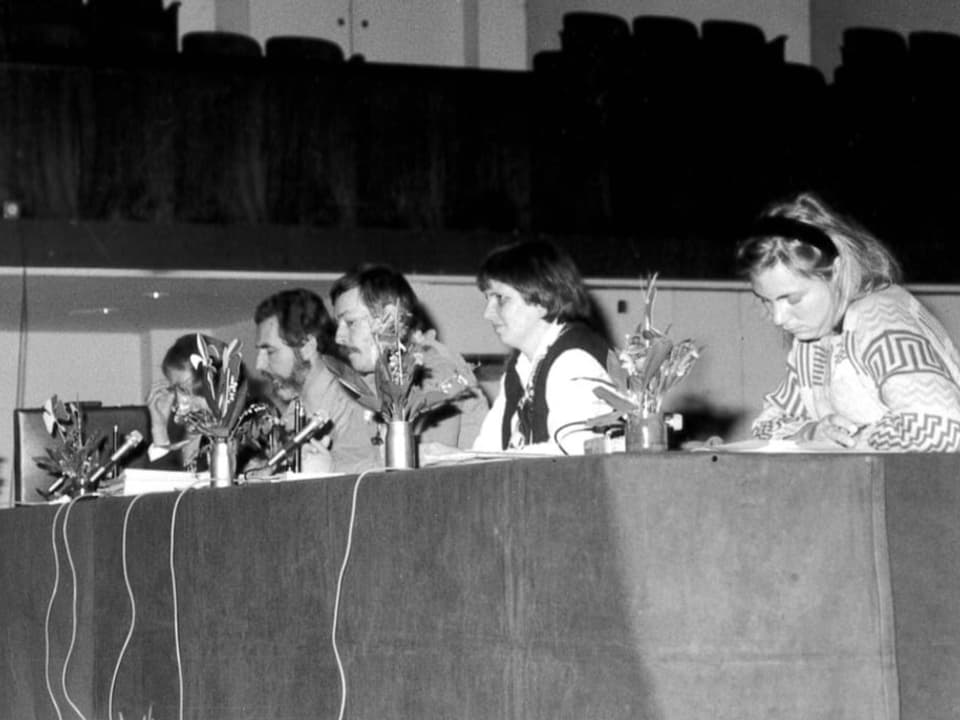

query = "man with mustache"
[
  {"left": 331, "top": 265, "right": 487, "bottom": 449},
  {"left": 254, "top": 288, "right": 380, "bottom": 474}
]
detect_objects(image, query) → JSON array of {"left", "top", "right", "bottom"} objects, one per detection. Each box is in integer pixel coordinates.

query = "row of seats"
[
  {"left": 181, "top": 32, "right": 345, "bottom": 63},
  {"left": 557, "top": 12, "right": 960, "bottom": 71},
  {"left": 556, "top": 13, "right": 784, "bottom": 67},
  {"left": 542, "top": 13, "right": 960, "bottom": 92},
  {"left": 5, "top": 5, "right": 960, "bottom": 90},
  {"left": 0, "top": 0, "right": 347, "bottom": 65},
  {"left": 1, "top": 26, "right": 347, "bottom": 66},
  {"left": 842, "top": 27, "right": 960, "bottom": 73}
]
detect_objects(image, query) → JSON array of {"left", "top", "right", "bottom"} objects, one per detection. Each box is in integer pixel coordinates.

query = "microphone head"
[
  {"left": 303, "top": 411, "right": 328, "bottom": 431},
  {"left": 126, "top": 429, "right": 144, "bottom": 447}
]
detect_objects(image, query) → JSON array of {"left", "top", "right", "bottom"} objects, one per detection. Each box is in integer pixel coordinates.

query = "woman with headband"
[{"left": 736, "top": 192, "right": 960, "bottom": 451}]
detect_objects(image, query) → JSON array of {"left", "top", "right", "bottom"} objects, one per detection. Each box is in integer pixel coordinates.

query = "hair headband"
[{"left": 748, "top": 215, "right": 838, "bottom": 261}]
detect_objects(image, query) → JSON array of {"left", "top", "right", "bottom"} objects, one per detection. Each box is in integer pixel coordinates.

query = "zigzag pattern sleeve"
[
  {"left": 856, "top": 298, "right": 960, "bottom": 451},
  {"left": 867, "top": 412, "right": 960, "bottom": 451},
  {"left": 752, "top": 354, "right": 809, "bottom": 439}
]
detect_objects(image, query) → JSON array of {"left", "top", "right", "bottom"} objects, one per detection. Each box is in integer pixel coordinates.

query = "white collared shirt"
[{"left": 473, "top": 322, "right": 612, "bottom": 454}]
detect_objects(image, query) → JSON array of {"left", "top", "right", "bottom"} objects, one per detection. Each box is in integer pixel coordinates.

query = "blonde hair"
[{"left": 737, "top": 192, "right": 901, "bottom": 328}]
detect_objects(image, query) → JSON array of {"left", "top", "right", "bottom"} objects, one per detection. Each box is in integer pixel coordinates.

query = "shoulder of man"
[{"left": 319, "top": 353, "right": 379, "bottom": 410}]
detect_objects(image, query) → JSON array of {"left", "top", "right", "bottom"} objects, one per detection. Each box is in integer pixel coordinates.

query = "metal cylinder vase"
[
  {"left": 385, "top": 420, "right": 417, "bottom": 469},
  {"left": 210, "top": 438, "right": 236, "bottom": 487},
  {"left": 625, "top": 412, "right": 667, "bottom": 452}
]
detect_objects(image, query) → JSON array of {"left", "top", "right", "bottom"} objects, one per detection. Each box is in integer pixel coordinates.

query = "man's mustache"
[{"left": 262, "top": 371, "right": 294, "bottom": 387}]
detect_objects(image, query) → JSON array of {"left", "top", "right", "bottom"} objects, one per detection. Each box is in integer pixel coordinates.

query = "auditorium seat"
[
  {"left": 909, "top": 30, "right": 960, "bottom": 82},
  {"left": 630, "top": 15, "right": 699, "bottom": 71},
  {"left": 841, "top": 27, "right": 907, "bottom": 73},
  {"left": 85, "top": 0, "right": 180, "bottom": 61},
  {"left": 181, "top": 31, "right": 262, "bottom": 59},
  {"left": 532, "top": 49, "right": 566, "bottom": 74},
  {"left": 13, "top": 405, "right": 152, "bottom": 504},
  {"left": 632, "top": 15, "right": 698, "bottom": 50},
  {"left": 778, "top": 62, "right": 827, "bottom": 97},
  {"left": 766, "top": 34, "right": 787, "bottom": 64},
  {"left": 700, "top": 19, "right": 776, "bottom": 97},
  {"left": 561, "top": 11, "right": 631, "bottom": 56},
  {"left": 701, "top": 19, "right": 768, "bottom": 65},
  {"left": 265, "top": 36, "right": 345, "bottom": 65},
  {"left": 907, "top": 32, "right": 960, "bottom": 118}
]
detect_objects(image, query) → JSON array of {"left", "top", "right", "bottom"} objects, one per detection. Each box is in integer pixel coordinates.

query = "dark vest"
[{"left": 500, "top": 322, "right": 610, "bottom": 449}]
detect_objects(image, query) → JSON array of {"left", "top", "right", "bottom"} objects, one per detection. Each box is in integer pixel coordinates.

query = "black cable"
[{"left": 552, "top": 419, "right": 590, "bottom": 456}]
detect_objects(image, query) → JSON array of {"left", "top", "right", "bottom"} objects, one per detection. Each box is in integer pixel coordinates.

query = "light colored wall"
[
  {"left": 185, "top": 0, "right": 525, "bottom": 67},
  {"left": 175, "top": 0, "right": 216, "bottom": 44},
  {"left": 478, "top": 0, "right": 527, "bottom": 69}
]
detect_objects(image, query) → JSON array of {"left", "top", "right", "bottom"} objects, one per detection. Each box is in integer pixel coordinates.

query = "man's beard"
[{"left": 265, "top": 350, "right": 312, "bottom": 399}]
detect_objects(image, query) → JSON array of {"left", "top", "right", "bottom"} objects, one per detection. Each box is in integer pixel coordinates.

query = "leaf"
[
  {"left": 641, "top": 272, "right": 659, "bottom": 335},
  {"left": 583, "top": 410, "right": 626, "bottom": 430},
  {"left": 593, "top": 385, "right": 641, "bottom": 414},
  {"left": 222, "top": 381, "right": 249, "bottom": 437},
  {"left": 635, "top": 337, "right": 671, "bottom": 391},
  {"left": 605, "top": 349, "right": 629, "bottom": 391},
  {"left": 42, "top": 396, "right": 59, "bottom": 435}
]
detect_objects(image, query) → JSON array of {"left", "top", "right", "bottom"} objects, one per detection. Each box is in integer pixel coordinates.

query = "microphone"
[
  {"left": 292, "top": 399, "right": 304, "bottom": 473},
  {"left": 87, "top": 430, "right": 144, "bottom": 489},
  {"left": 266, "top": 411, "right": 331, "bottom": 470}
]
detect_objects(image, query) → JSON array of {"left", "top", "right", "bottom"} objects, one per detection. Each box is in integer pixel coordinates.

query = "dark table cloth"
[{"left": 1, "top": 453, "right": 957, "bottom": 719}]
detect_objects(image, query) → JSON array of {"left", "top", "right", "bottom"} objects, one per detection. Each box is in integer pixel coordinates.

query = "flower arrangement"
[
  {"left": 590, "top": 274, "right": 701, "bottom": 426},
  {"left": 178, "top": 334, "right": 274, "bottom": 448},
  {"left": 34, "top": 395, "right": 105, "bottom": 499},
  {"left": 345, "top": 301, "right": 473, "bottom": 430}
]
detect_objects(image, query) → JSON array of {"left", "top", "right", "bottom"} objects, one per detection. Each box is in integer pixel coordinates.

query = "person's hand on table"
[{"left": 795, "top": 413, "right": 863, "bottom": 448}]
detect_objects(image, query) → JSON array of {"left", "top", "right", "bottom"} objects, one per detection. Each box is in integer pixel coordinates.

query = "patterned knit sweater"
[{"left": 753, "top": 286, "right": 960, "bottom": 451}]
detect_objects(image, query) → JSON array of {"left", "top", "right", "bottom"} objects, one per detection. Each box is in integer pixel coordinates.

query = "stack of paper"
[{"left": 103, "top": 468, "right": 200, "bottom": 496}]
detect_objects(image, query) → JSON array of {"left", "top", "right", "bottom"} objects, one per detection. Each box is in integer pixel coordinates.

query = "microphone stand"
[
  {"left": 264, "top": 410, "right": 330, "bottom": 473},
  {"left": 292, "top": 399, "right": 304, "bottom": 473},
  {"left": 84, "top": 430, "right": 145, "bottom": 493}
]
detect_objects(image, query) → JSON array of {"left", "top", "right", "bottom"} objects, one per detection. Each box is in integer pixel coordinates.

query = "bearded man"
[{"left": 254, "top": 288, "right": 380, "bottom": 474}]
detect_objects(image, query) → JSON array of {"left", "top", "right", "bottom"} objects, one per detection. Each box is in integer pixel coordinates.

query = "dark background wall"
[{"left": 1, "top": 6, "right": 959, "bottom": 281}]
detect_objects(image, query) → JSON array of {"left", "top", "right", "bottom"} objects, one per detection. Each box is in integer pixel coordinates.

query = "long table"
[{"left": 1, "top": 453, "right": 958, "bottom": 720}]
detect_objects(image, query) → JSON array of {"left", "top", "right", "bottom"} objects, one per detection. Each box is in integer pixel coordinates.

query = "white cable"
[
  {"left": 44, "top": 502, "right": 67, "bottom": 720},
  {"left": 108, "top": 494, "right": 147, "bottom": 720},
  {"left": 169, "top": 479, "right": 209, "bottom": 720},
  {"left": 60, "top": 498, "right": 88, "bottom": 720},
  {"left": 331, "top": 470, "right": 374, "bottom": 720}
]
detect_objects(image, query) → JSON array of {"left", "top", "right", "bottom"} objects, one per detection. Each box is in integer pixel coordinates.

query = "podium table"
[{"left": 1, "top": 453, "right": 958, "bottom": 720}]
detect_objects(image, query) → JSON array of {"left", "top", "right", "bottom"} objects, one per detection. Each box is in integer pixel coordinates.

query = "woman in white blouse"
[{"left": 471, "top": 241, "right": 614, "bottom": 454}]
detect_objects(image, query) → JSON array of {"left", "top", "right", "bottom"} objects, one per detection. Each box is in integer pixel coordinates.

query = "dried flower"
[
  {"left": 589, "top": 274, "right": 701, "bottom": 427},
  {"left": 344, "top": 301, "right": 473, "bottom": 429},
  {"left": 34, "top": 395, "right": 105, "bottom": 499},
  {"left": 178, "top": 334, "right": 273, "bottom": 444}
]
